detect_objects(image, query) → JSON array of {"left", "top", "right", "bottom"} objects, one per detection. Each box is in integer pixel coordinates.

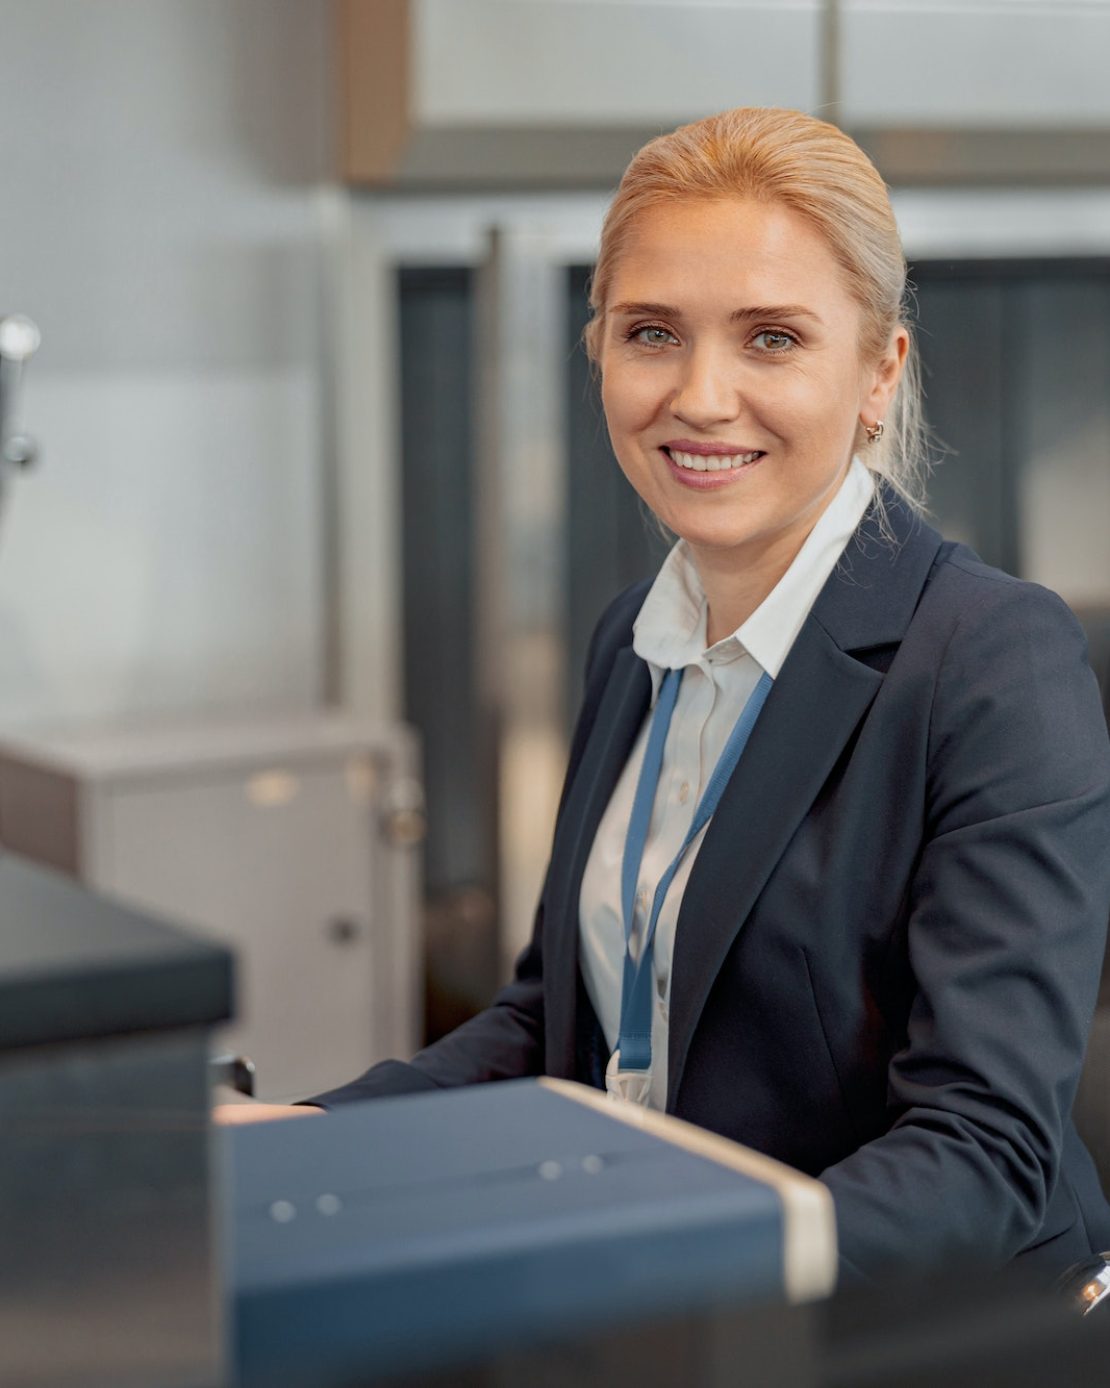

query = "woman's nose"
[{"left": 668, "top": 346, "right": 740, "bottom": 428}]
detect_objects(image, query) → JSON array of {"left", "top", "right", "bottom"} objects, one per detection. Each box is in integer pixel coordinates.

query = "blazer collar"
[{"left": 810, "top": 488, "right": 945, "bottom": 654}]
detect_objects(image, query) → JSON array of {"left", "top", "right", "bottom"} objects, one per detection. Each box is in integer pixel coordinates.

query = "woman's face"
[{"left": 598, "top": 197, "right": 906, "bottom": 569}]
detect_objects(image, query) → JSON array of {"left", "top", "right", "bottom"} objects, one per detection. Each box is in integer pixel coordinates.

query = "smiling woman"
[{"left": 236, "top": 108, "right": 1110, "bottom": 1299}]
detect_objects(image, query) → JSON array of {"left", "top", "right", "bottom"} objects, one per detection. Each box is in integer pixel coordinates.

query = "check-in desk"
[
  {"left": 224, "top": 1083, "right": 1110, "bottom": 1388},
  {"left": 0, "top": 853, "right": 232, "bottom": 1388}
]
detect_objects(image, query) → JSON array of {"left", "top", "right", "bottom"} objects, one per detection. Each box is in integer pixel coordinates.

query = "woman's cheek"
[{"left": 606, "top": 362, "right": 666, "bottom": 429}]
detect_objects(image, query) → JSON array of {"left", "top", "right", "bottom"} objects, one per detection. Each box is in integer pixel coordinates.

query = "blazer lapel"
[
  {"left": 666, "top": 498, "right": 945, "bottom": 1108},
  {"left": 543, "top": 645, "right": 650, "bottom": 1078}
]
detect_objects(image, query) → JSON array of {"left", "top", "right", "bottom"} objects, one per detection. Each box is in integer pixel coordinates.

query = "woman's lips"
[
  {"left": 660, "top": 445, "right": 766, "bottom": 488},
  {"left": 663, "top": 439, "right": 763, "bottom": 458}
]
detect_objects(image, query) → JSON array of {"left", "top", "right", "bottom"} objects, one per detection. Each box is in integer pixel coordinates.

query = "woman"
[{"left": 226, "top": 108, "right": 1110, "bottom": 1286}]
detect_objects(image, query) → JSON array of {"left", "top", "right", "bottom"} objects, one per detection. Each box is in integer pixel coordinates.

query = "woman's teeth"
[{"left": 668, "top": 449, "right": 763, "bottom": 472}]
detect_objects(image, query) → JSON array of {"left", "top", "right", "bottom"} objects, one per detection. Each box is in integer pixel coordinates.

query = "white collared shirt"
[{"left": 577, "top": 457, "right": 876, "bottom": 1111}]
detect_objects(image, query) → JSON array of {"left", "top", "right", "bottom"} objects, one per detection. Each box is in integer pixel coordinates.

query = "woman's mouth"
[{"left": 660, "top": 445, "right": 767, "bottom": 487}]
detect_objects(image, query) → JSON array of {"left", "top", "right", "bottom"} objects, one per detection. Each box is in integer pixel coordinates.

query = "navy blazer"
[{"left": 310, "top": 494, "right": 1110, "bottom": 1284}]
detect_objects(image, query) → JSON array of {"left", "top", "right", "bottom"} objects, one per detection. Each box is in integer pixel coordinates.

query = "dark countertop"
[{"left": 0, "top": 851, "right": 232, "bottom": 1048}]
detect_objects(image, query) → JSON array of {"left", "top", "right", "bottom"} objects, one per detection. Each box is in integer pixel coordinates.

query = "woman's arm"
[
  {"left": 302, "top": 936, "right": 547, "bottom": 1108},
  {"left": 822, "top": 575, "right": 1110, "bottom": 1281}
]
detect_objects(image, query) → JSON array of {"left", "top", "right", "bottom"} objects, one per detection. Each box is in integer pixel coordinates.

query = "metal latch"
[{"left": 378, "top": 772, "right": 427, "bottom": 848}]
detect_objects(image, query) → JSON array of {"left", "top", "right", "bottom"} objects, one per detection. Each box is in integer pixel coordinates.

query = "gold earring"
[{"left": 865, "top": 420, "right": 885, "bottom": 444}]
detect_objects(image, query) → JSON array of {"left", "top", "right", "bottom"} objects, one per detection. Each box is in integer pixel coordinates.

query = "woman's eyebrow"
[{"left": 610, "top": 301, "right": 824, "bottom": 325}]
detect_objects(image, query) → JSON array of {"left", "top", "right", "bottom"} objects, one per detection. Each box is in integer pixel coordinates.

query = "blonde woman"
[{"left": 240, "top": 109, "right": 1110, "bottom": 1289}]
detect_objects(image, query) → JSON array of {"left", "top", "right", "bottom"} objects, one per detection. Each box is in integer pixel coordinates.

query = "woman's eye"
[
  {"left": 752, "top": 330, "right": 796, "bottom": 353},
  {"left": 630, "top": 325, "right": 679, "bottom": 348}
]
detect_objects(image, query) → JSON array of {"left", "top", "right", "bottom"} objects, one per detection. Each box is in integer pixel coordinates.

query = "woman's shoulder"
[
  {"left": 922, "top": 537, "right": 1084, "bottom": 648},
  {"left": 918, "top": 540, "right": 1107, "bottom": 762}
]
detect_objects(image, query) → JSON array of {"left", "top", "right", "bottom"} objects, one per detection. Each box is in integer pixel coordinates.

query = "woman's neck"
[{"left": 695, "top": 539, "right": 798, "bottom": 647}]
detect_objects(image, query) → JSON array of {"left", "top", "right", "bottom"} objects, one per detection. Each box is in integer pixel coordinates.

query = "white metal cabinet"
[{"left": 0, "top": 715, "right": 423, "bottom": 1101}]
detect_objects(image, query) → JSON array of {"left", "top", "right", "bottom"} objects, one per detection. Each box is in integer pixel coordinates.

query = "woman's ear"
[{"left": 862, "top": 326, "right": 909, "bottom": 423}]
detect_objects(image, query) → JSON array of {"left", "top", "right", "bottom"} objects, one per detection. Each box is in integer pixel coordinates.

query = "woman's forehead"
[{"left": 608, "top": 197, "right": 852, "bottom": 317}]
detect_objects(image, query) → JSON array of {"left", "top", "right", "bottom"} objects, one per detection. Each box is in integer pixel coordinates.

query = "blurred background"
[{"left": 1, "top": 0, "right": 1108, "bottom": 1102}]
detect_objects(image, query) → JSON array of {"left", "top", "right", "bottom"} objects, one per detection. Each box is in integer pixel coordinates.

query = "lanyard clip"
[{"left": 605, "top": 1048, "right": 653, "bottom": 1107}]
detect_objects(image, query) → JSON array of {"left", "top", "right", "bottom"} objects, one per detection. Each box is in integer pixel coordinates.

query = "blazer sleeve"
[
  {"left": 821, "top": 574, "right": 1110, "bottom": 1280},
  {"left": 302, "top": 585, "right": 645, "bottom": 1109}
]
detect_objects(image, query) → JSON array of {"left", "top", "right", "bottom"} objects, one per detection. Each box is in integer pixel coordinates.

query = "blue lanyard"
[{"left": 617, "top": 666, "right": 774, "bottom": 1071}]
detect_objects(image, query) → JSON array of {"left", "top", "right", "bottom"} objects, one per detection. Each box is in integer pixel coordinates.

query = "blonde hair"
[{"left": 584, "top": 107, "right": 929, "bottom": 512}]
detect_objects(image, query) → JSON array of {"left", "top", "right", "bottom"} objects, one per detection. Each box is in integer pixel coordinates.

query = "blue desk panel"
[{"left": 226, "top": 1080, "right": 791, "bottom": 1384}]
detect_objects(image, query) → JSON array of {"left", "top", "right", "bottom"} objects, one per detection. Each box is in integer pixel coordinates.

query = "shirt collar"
[{"left": 633, "top": 456, "right": 875, "bottom": 701}]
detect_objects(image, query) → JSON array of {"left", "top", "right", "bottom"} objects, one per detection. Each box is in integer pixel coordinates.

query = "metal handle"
[
  {"left": 210, "top": 1053, "right": 257, "bottom": 1098},
  {"left": 0, "top": 314, "right": 42, "bottom": 472}
]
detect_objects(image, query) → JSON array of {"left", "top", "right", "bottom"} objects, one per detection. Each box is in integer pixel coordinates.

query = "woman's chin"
[{"left": 666, "top": 513, "right": 774, "bottom": 557}]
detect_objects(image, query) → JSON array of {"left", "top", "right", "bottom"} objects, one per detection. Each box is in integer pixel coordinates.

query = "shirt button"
[
  {"left": 637, "top": 888, "right": 649, "bottom": 913},
  {"left": 677, "top": 781, "right": 690, "bottom": 804}
]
